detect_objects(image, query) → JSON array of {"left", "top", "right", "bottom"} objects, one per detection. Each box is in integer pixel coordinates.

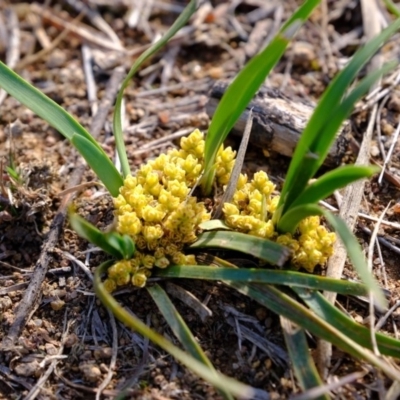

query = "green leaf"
[
  {"left": 279, "top": 20, "right": 400, "bottom": 214},
  {"left": 199, "top": 219, "right": 231, "bottom": 231},
  {"left": 190, "top": 231, "right": 291, "bottom": 267},
  {"left": 113, "top": 0, "right": 197, "bottom": 177},
  {"left": 294, "top": 288, "right": 400, "bottom": 358},
  {"left": 383, "top": 0, "right": 400, "bottom": 17},
  {"left": 147, "top": 284, "right": 234, "bottom": 400},
  {"left": 71, "top": 134, "right": 123, "bottom": 197},
  {"left": 69, "top": 212, "right": 135, "bottom": 259},
  {"left": 0, "top": 61, "right": 122, "bottom": 196},
  {"left": 277, "top": 203, "right": 323, "bottom": 234},
  {"left": 201, "top": 0, "right": 321, "bottom": 194},
  {"left": 228, "top": 282, "right": 400, "bottom": 379},
  {"left": 154, "top": 265, "right": 368, "bottom": 296},
  {"left": 288, "top": 165, "right": 379, "bottom": 211},
  {"left": 280, "top": 317, "right": 328, "bottom": 399},
  {"left": 322, "top": 210, "right": 387, "bottom": 310},
  {"left": 94, "top": 261, "right": 255, "bottom": 399}
]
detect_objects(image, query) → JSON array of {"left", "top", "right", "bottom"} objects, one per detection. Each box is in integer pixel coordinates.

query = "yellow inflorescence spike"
[{"left": 107, "top": 130, "right": 336, "bottom": 291}]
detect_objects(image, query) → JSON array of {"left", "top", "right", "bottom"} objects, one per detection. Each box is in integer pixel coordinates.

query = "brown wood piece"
[{"left": 206, "top": 80, "right": 350, "bottom": 167}]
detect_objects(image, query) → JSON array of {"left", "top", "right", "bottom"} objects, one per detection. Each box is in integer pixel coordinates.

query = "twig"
[
  {"left": 213, "top": 109, "right": 253, "bottom": 219},
  {"left": 367, "top": 202, "right": 390, "bottom": 355},
  {"left": 0, "top": 7, "right": 20, "bottom": 107},
  {"left": 164, "top": 281, "right": 212, "bottom": 323},
  {"left": 290, "top": 371, "right": 365, "bottom": 400},
  {"left": 82, "top": 45, "right": 98, "bottom": 116},
  {"left": 16, "top": 12, "right": 85, "bottom": 70},
  {"left": 30, "top": 3, "right": 124, "bottom": 51},
  {"left": 63, "top": 0, "right": 122, "bottom": 47},
  {"left": 378, "top": 117, "right": 400, "bottom": 184},
  {"left": 24, "top": 313, "right": 72, "bottom": 400},
  {"left": 95, "top": 309, "right": 118, "bottom": 400},
  {"left": 375, "top": 299, "right": 400, "bottom": 331},
  {"left": 62, "top": 251, "right": 93, "bottom": 281}
]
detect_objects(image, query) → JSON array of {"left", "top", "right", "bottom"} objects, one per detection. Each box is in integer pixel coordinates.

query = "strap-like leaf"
[
  {"left": 281, "top": 317, "right": 328, "bottom": 399},
  {"left": 69, "top": 212, "right": 135, "bottom": 259},
  {"left": 94, "top": 261, "right": 255, "bottom": 399},
  {"left": 288, "top": 165, "right": 379, "bottom": 210},
  {"left": 113, "top": 0, "right": 197, "bottom": 177},
  {"left": 279, "top": 19, "right": 400, "bottom": 213},
  {"left": 147, "top": 284, "right": 233, "bottom": 400},
  {"left": 201, "top": 0, "right": 321, "bottom": 194},
  {"left": 190, "top": 231, "right": 291, "bottom": 267},
  {"left": 154, "top": 265, "right": 368, "bottom": 296},
  {"left": 228, "top": 281, "right": 400, "bottom": 378},
  {"left": 71, "top": 134, "right": 123, "bottom": 196},
  {"left": 294, "top": 287, "right": 400, "bottom": 357}
]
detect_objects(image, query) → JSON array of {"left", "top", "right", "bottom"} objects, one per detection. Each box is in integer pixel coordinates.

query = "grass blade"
[
  {"left": 279, "top": 22, "right": 400, "bottom": 213},
  {"left": 154, "top": 265, "right": 368, "bottom": 296},
  {"left": 201, "top": 0, "right": 321, "bottom": 193},
  {"left": 71, "top": 134, "right": 123, "bottom": 196},
  {"left": 190, "top": 231, "right": 291, "bottom": 267},
  {"left": 280, "top": 317, "right": 328, "bottom": 399},
  {"left": 277, "top": 203, "right": 323, "bottom": 234},
  {"left": 228, "top": 282, "right": 400, "bottom": 379},
  {"left": 69, "top": 212, "right": 135, "bottom": 259},
  {"left": 147, "top": 284, "right": 233, "bottom": 400},
  {"left": 113, "top": 0, "right": 197, "bottom": 177},
  {"left": 94, "top": 261, "right": 255, "bottom": 399},
  {"left": 322, "top": 210, "right": 387, "bottom": 310},
  {"left": 288, "top": 165, "right": 379, "bottom": 210},
  {"left": 0, "top": 62, "right": 122, "bottom": 195},
  {"left": 294, "top": 287, "right": 400, "bottom": 357}
]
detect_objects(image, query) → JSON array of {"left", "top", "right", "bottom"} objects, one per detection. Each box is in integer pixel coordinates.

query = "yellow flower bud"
[
  {"left": 154, "top": 247, "right": 165, "bottom": 259},
  {"left": 223, "top": 203, "right": 240, "bottom": 216},
  {"left": 132, "top": 272, "right": 147, "bottom": 288},
  {"left": 117, "top": 212, "right": 142, "bottom": 236},
  {"left": 167, "top": 180, "right": 189, "bottom": 198},
  {"left": 237, "top": 173, "right": 248, "bottom": 189},
  {"left": 142, "top": 225, "right": 164, "bottom": 241},
  {"left": 183, "top": 254, "right": 197, "bottom": 265},
  {"left": 104, "top": 278, "right": 117, "bottom": 293},
  {"left": 142, "top": 254, "right": 155, "bottom": 269},
  {"left": 123, "top": 175, "right": 137, "bottom": 190},
  {"left": 267, "top": 196, "right": 280, "bottom": 214},
  {"left": 172, "top": 251, "right": 186, "bottom": 265},
  {"left": 155, "top": 257, "right": 170, "bottom": 268},
  {"left": 142, "top": 205, "right": 165, "bottom": 223}
]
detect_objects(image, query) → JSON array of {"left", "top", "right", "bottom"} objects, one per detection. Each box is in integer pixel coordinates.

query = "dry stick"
[
  {"left": 378, "top": 117, "right": 400, "bottom": 184},
  {"left": 24, "top": 315, "right": 72, "bottom": 400},
  {"left": 63, "top": 0, "right": 122, "bottom": 47},
  {"left": 82, "top": 45, "right": 98, "bottom": 116},
  {"left": 29, "top": 3, "right": 124, "bottom": 52},
  {"left": 0, "top": 7, "right": 20, "bottom": 107},
  {"left": 367, "top": 203, "right": 391, "bottom": 356},
  {"left": 290, "top": 371, "right": 366, "bottom": 400},
  {"left": 16, "top": 12, "right": 85, "bottom": 70},
  {"left": 165, "top": 281, "right": 212, "bottom": 323},
  {"left": 95, "top": 308, "right": 118, "bottom": 400},
  {"left": 316, "top": 0, "right": 383, "bottom": 378},
  {"left": 1, "top": 66, "right": 126, "bottom": 349},
  {"left": 213, "top": 109, "right": 253, "bottom": 219}
]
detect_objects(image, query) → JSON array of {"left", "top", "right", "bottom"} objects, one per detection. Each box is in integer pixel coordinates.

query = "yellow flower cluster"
[
  {"left": 223, "top": 171, "right": 336, "bottom": 272},
  {"left": 106, "top": 129, "right": 235, "bottom": 290}
]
